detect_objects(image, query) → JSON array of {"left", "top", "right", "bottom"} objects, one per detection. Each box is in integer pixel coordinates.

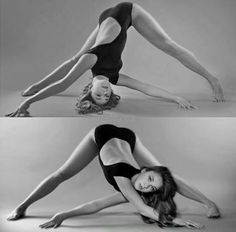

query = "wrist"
[{"left": 25, "top": 97, "right": 34, "bottom": 105}]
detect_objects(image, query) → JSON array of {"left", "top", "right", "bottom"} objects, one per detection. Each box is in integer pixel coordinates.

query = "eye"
[
  {"left": 148, "top": 176, "right": 152, "bottom": 182},
  {"left": 96, "top": 94, "right": 101, "bottom": 97},
  {"left": 151, "top": 186, "right": 156, "bottom": 192}
]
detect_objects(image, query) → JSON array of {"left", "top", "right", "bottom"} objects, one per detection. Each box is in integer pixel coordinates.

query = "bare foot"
[
  {"left": 21, "top": 85, "right": 40, "bottom": 97},
  {"left": 209, "top": 77, "right": 224, "bottom": 102},
  {"left": 207, "top": 203, "right": 221, "bottom": 218},
  {"left": 7, "top": 207, "right": 26, "bottom": 221}
]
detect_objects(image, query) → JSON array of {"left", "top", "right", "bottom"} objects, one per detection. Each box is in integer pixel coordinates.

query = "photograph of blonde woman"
[{"left": 1, "top": 0, "right": 235, "bottom": 117}]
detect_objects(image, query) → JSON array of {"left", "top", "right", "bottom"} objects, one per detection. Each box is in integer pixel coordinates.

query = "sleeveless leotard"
[
  {"left": 94, "top": 124, "right": 140, "bottom": 192},
  {"left": 86, "top": 2, "right": 133, "bottom": 85}
]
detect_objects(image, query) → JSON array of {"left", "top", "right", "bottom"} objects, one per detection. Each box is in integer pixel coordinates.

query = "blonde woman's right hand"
[
  {"left": 39, "top": 213, "right": 65, "bottom": 229},
  {"left": 5, "top": 101, "right": 31, "bottom": 117}
]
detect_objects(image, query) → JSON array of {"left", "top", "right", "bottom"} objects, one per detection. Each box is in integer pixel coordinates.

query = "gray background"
[
  {"left": 1, "top": 0, "right": 236, "bottom": 116},
  {"left": 0, "top": 118, "right": 236, "bottom": 231}
]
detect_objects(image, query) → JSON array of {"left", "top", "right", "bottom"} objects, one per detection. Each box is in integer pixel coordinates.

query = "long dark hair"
[
  {"left": 75, "top": 83, "right": 120, "bottom": 114},
  {"left": 138, "top": 166, "right": 178, "bottom": 228}
]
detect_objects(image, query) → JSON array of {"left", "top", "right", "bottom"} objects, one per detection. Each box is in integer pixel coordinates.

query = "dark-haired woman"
[
  {"left": 7, "top": 2, "right": 224, "bottom": 116},
  {"left": 7, "top": 124, "right": 220, "bottom": 228}
]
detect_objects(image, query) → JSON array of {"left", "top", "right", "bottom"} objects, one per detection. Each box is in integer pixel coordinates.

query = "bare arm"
[
  {"left": 114, "top": 176, "right": 160, "bottom": 221},
  {"left": 133, "top": 135, "right": 220, "bottom": 217},
  {"left": 7, "top": 54, "right": 97, "bottom": 117},
  {"left": 39, "top": 193, "right": 127, "bottom": 229},
  {"left": 117, "top": 73, "right": 196, "bottom": 110}
]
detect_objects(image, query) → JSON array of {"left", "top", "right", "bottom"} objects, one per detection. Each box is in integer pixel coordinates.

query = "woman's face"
[
  {"left": 134, "top": 170, "right": 163, "bottom": 193},
  {"left": 91, "top": 76, "right": 112, "bottom": 105}
]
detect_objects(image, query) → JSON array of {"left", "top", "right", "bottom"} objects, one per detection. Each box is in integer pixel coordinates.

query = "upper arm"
[
  {"left": 133, "top": 135, "right": 162, "bottom": 167},
  {"left": 114, "top": 176, "right": 148, "bottom": 213},
  {"left": 58, "top": 53, "right": 97, "bottom": 88}
]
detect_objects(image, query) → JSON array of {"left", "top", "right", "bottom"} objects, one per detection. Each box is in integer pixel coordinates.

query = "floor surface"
[
  {"left": 1, "top": 206, "right": 236, "bottom": 232},
  {"left": 1, "top": 90, "right": 236, "bottom": 117}
]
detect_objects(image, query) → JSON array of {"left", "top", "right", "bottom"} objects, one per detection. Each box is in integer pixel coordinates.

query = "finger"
[
  {"left": 39, "top": 222, "right": 50, "bottom": 228},
  {"left": 5, "top": 112, "right": 14, "bottom": 117},
  {"left": 44, "top": 222, "right": 55, "bottom": 229},
  {"left": 54, "top": 223, "right": 61, "bottom": 228},
  {"left": 39, "top": 221, "right": 53, "bottom": 228},
  {"left": 16, "top": 110, "right": 23, "bottom": 117},
  {"left": 8, "top": 111, "right": 18, "bottom": 117}
]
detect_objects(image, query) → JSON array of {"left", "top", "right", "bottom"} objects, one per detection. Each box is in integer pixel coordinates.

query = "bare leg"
[
  {"left": 7, "top": 129, "right": 98, "bottom": 220},
  {"left": 174, "top": 175, "right": 220, "bottom": 218},
  {"left": 22, "top": 25, "right": 99, "bottom": 96},
  {"left": 131, "top": 3, "right": 224, "bottom": 102},
  {"left": 133, "top": 135, "right": 220, "bottom": 218}
]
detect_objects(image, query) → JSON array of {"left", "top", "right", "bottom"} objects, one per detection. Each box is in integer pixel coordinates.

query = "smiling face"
[
  {"left": 133, "top": 170, "right": 163, "bottom": 193},
  {"left": 90, "top": 76, "right": 112, "bottom": 105}
]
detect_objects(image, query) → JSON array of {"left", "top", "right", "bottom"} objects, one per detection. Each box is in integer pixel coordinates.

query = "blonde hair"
[{"left": 75, "top": 83, "right": 120, "bottom": 114}]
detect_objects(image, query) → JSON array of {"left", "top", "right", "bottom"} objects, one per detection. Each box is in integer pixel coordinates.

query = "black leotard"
[
  {"left": 86, "top": 2, "right": 133, "bottom": 85},
  {"left": 94, "top": 124, "right": 140, "bottom": 192}
]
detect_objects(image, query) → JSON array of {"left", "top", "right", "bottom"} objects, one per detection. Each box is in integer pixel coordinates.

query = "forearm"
[
  {"left": 61, "top": 202, "right": 100, "bottom": 220},
  {"left": 35, "top": 59, "right": 79, "bottom": 88},
  {"left": 25, "top": 81, "right": 67, "bottom": 105},
  {"left": 138, "top": 204, "right": 160, "bottom": 222},
  {"left": 143, "top": 85, "right": 178, "bottom": 102}
]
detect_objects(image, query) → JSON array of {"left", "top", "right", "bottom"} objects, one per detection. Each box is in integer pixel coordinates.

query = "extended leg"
[
  {"left": 173, "top": 175, "right": 220, "bottom": 218},
  {"left": 131, "top": 3, "right": 224, "bottom": 102},
  {"left": 7, "top": 129, "right": 98, "bottom": 220}
]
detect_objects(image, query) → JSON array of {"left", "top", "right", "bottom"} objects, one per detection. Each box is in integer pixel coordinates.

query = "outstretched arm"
[
  {"left": 114, "top": 177, "right": 202, "bottom": 228},
  {"left": 133, "top": 135, "right": 220, "bottom": 218},
  {"left": 39, "top": 193, "right": 127, "bottom": 229},
  {"left": 6, "top": 54, "right": 97, "bottom": 117},
  {"left": 117, "top": 73, "right": 197, "bottom": 110}
]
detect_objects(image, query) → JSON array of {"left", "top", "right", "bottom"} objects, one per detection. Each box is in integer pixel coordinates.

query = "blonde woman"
[{"left": 7, "top": 2, "right": 224, "bottom": 116}]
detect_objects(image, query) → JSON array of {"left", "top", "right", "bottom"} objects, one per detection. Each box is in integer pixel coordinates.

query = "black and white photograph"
[
  {"left": 0, "top": 1, "right": 236, "bottom": 232},
  {"left": 1, "top": 0, "right": 236, "bottom": 117}
]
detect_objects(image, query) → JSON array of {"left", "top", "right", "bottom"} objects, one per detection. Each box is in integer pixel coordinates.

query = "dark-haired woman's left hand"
[
  {"left": 39, "top": 213, "right": 65, "bottom": 229},
  {"left": 5, "top": 101, "right": 31, "bottom": 117},
  {"left": 173, "top": 218, "right": 204, "bottom": 229}
]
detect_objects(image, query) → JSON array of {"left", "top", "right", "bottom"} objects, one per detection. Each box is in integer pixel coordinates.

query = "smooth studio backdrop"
[
  {"left": 0, "top": 118, "right": 236, "bottom": 232},
  {"left": 1, "top": 0, "right": 236, "bottom": 116}
]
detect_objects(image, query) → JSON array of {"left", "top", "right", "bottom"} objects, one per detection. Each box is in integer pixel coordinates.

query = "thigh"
[
  {"left": 131, "top": 3, "right": 172, "bottom": 44},
  {"left": 133, "top": 135, "right": 162, "bottom": 168},
  {"left": 57, "top": 128, "right": 98, "bottom": 179}
]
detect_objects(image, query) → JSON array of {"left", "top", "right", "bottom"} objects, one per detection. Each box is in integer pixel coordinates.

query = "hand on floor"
[
  {"left": 39, "top": 213, "right": 65, "bottom": 229},
  {"left": 5, "top": 101, "right": 31, "bottom": 117}
]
